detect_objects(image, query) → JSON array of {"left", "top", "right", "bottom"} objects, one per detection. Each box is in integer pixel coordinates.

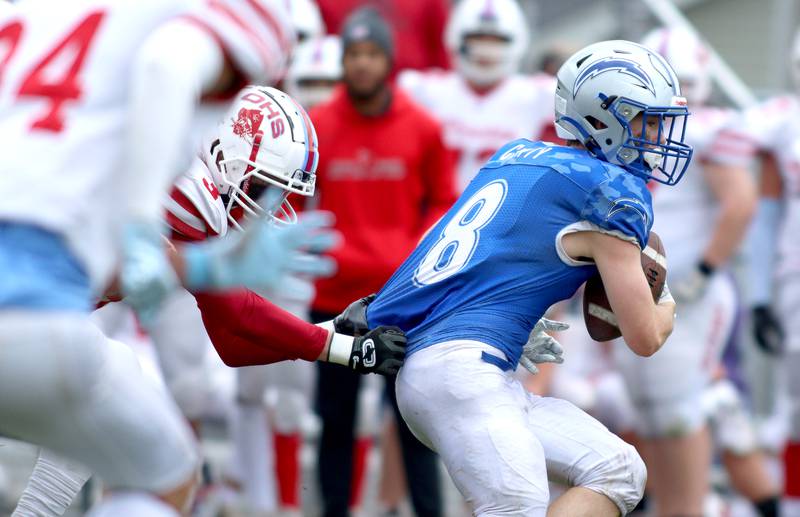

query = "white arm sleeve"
[
  {"left": 123, "top": 20, "right": 225, "bottom": 224},
  {"left": 746, "top": 198, "right": 781, "bottom": 306}
]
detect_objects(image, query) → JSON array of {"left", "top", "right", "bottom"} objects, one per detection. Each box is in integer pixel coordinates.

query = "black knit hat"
[{"left": 340, "top": 7, "right": 394, "bottom": 61}]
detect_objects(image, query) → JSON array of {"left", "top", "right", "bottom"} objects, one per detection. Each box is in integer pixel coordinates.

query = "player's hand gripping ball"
[{"left": 583, "top": 231, "right": 667, "bottom": 341}]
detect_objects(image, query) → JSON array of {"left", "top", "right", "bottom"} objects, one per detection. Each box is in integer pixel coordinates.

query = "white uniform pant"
[
  {"left": 396, "top": 340, "right": 646, "bottom": 516},
  {"left": 614, "top": 273, "right": 737, "bottom": 438},
  {"left": 0, "top": 312, "right": 198, "bottom": 492}
]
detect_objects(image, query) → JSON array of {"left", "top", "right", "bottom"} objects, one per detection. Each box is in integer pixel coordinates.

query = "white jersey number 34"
[{"left": 0, "top": 9, "right": 105, "bottom": 132}]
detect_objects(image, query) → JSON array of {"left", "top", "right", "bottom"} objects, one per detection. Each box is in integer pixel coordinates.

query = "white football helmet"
[
  {"left": 555, "top": 40, "right": 693, "bottom": 185},
  {"left": 290, "top": 0, "right": 324, "bottom": 43},
  {"left": 285, "top": 36, "right": 342, "bottom": 109},
  {"left": 205, "top": 86, "right": 318, "bottom": 229},
  {"left": 445, "top": 0, "right": 529, "bottom": 87},
  {"left": 641, "top": 27, "right": 711, "bottom": 105}
]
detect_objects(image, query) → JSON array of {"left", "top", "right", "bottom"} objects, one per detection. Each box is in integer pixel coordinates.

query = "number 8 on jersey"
[{"left": 413, "top": 179, "right": 507, "bottom": 286}]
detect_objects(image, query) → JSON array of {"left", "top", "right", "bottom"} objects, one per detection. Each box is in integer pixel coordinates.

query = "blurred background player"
[
  {"left": 0, "top": 0, "right": 313, "bottom": 515},
  {"left": 286, "top": 35, "right": 343, "bottom": 110},
  {"left": 709, "top": 25, "right": 800, "bottom": 517},
  {"left": 309, "top": 7, "right": 457, "bottom": 517},
  {"left": 291, "top": 0, "right": 324, "bottom": 44},
  {"left": 610, "top": 27, "right": 764, "bottom": 517},
  {"left": 314, "top": 0, "right": 450, "bottom": 72},
  {"left": 398, "top": 0, "right": 556, "bottom": 193}
]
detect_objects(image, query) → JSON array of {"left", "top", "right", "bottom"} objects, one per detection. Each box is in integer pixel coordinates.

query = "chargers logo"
[
  {"left": 607, "top": 197, "right": 650, "bottom": 229},
  {"left": 231, "top": 108, "right": 264, "bottom": 139},
  {"left": 573, "top": 58, "right": 655, "bottom": 99}
]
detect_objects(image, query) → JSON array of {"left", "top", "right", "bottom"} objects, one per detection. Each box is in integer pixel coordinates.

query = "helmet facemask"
[
  {"left": 607, "top": 96, "right": 693, "bottom": 185},
  {"left": 218, "top": 152, "right": 314, "bottom": 230},
  {"left": 207, "top": 86, "right": 319, "bottom": 231}
]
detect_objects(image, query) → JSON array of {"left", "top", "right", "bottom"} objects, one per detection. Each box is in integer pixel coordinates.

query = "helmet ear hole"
[
  {"left": 584, "top": 116, "right": 607, "bottom": 130},
  {"left": 215, "top": 149, "right": 225, "bottom": 173}
]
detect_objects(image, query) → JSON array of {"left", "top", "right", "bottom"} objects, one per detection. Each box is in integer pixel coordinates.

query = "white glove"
[
  {"left": 519, "top": 318, "right": 569, "bottom": 375},
  {"left": 671, "top": 263, "right": 712, "bottom": 304},
  {"left": 120, "top": 220, "right": 179, "bottom": 329},
  {"left": 182, "top": 210, "right": 339, "bottom": 291}
]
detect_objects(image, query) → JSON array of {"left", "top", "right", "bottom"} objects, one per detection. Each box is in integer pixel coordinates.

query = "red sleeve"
[
  {"left": 193, "top": 289, "right": 328, "bottom": 367},
  {"left": 419, "top": 118, "right": 458, "bottom": 231}
]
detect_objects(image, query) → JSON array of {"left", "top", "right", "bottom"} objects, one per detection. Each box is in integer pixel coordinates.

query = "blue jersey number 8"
[{"left": 413, "top": 179, "right": 507, "bottom": 286}]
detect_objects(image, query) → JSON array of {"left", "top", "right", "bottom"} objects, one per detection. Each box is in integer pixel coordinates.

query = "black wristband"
[{"left": 697, "top": 260, "right": 715, "bottom": 276}]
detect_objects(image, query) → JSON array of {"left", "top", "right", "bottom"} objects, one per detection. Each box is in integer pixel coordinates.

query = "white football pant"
[
  {"left": 397, "top": 340, "right": 646, "bottom": 517},
  {"left": 0, "top": 312, "right": 198, "bottom": 493}
]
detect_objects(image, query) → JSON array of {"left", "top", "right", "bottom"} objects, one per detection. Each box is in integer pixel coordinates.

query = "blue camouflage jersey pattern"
[{"left": 367, "top": 139, "right": 653, "bottom": 368}]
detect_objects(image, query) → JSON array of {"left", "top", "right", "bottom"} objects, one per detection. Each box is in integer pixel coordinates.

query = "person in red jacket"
[
  {"left": 309, "top": 8, "right": 457, "bottom": 517},
  {"left": 316, "top": 0, "right": 450, "bottom": 72}
]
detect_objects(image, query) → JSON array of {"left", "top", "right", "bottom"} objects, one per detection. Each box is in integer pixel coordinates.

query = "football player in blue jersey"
[{"left": 335, "top": 40, "right": 691, "bottom": 516}]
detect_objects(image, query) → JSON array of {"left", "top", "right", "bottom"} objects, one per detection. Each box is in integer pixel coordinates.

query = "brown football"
[{"left": 582, "top": 231, "right": 667, "bottom": 341}]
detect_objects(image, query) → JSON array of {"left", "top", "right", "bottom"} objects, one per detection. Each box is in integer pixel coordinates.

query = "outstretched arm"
[{"left": 194, "top": 289, "right": 329, "bottom": 366}]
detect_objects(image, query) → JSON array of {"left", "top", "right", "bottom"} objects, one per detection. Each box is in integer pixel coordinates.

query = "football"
[{"left": 583, "top": 231, "right": 667, "bottom": 341}]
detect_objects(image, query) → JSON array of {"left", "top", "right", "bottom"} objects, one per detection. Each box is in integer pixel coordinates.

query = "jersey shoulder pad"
[
  {"left": 166, "top": 159, "right": 228, "bottom": 242},
  {"left": 397, "top": 68, "right": 424, "bottom": 92},
  {"left": 690, "top": 107, "right": 737, "bottom": 157},
  {"left": 735, "top": 95, "right": 797, "bottom": 147},
  {"left": 580, "top": 166, "right": 652, "bottom": 249},
  {"left": 513, "top": 73, "right": 556, "bottom": 95},
  {"left": 398, "top": 69, "right": 453, "bottom": 103}
]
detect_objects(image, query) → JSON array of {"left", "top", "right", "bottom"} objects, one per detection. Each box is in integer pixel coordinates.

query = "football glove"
[
  {"left": 120, "top": 220, "right": 179, "bottom": 329},
  {"left": 752, "top": 305, "right": 784, "bottom": 355},
  {"left": 183, "top": 210, "right": 338, "bottom": 291},
  {"left": 519, "top": 318, "right": 568, "bottom": 375},
  {"left": 333, "top": 294, "right": 377, "bottom": 336},
  {"left": 349, "top": 326, "right": 406, "bottom": 375},
  {"left": 672, "top": 262, "right": 714, "bottom": 304}
]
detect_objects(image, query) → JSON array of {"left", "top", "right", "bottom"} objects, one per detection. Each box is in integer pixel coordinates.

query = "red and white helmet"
[
  {"left": 641, "top": 27, "right": 711, "bottom": 105},
  {"left": 445, "top": 0, "right": 530, "bottom": 87},
  {"left": 285, "top": 36, "right": 342, "bottom": 109},
  {"left": 205, "top": 86, "right": 318, "bottom": 229}
]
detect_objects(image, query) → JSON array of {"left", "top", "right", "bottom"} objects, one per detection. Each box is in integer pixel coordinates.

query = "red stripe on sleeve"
[
  {"left": 244, "top": 0, "right": 290, "bottom": 54},
  {"left": 208, "top": 0, "right": 274, "bottom": 73},
  {"left": 166, "top": 212, "right": 206, "bottom": 242},
  {"left": 167, "top": 188, "right": 209, "bottom": 241}
]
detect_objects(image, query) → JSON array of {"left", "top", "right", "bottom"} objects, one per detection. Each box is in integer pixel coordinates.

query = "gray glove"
[{"left": 519, "top": 318, "right": 569, "bottom": 375}]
